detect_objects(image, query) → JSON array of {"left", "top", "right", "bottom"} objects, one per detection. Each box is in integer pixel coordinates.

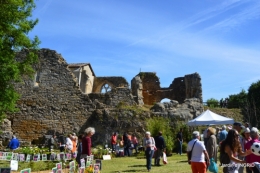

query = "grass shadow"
[
  {"left": 128, "top": 165, "right": 146, "bottom": 167},
  {"left": 178, "top": 160, "right": 188, "bottom": 163},
  {"left": 121, "top": 169, "right": 148, "bottom": 172}
]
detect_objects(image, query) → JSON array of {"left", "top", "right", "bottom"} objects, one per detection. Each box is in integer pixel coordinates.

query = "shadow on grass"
[
  {"left": 128, "top": 165, "right": 146, "bottom": 167},
  {"left": 178, "top": 160, "right": 188, "bottom": 163},
  {"left": 121, "top": 169, "right": 148, "bottom": 172}
]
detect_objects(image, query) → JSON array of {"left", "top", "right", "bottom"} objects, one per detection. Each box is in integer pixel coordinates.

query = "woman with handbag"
[
  {"left": 206, "top": 127, "right": 218, "bottom": 163},
  {"left": 187, "top": 131, "right": 210, "bottom": 173},
  {"left": 143, "top": 131, "right": 156, "bottom": 172}
]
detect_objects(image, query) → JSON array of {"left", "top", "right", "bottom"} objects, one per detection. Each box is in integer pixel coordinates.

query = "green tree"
[
  {"left": 0, "top": 0, "right": 40, "bottom": 122},
  {"left": 228, "top": 89, "right": 248, "bottom": 108},
  {"left": 146, "top": 117, "right": 174, "bottom": 155},
  {"left": 247, "top": 80, "right": 260, "bottom": 127},
  {"left": 206, "top": 98, "right": 219, "bottom": 108}
]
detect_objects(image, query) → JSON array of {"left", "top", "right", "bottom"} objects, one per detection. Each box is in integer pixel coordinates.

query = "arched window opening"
[
  {"left": 160, "top": 98, "right": 171, "bottom": 103},
  {"left": 101, "top": 83, "right": 112, "bottom": 93},
  {"left": 34, "top": 71, "right": 40, "bottom": 87}
]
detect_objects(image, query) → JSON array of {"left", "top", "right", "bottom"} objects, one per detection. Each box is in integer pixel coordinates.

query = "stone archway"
[
  {"left": 160, "top": 98, "right": 171, "bottom": 103},
  {"left": 92, "top": 80, "right": 115, "bottom": 93}
]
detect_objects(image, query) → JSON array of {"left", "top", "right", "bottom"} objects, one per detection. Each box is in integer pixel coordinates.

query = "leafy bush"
[
  {"left": 206, "top": 98, "right": 219, "bottom": 108},
  {"left": 146, "top": 117, "right": 173, "bottom": 155},
  {"left": 92, "top": 145, "right": 112, "bottom": 159},
  {"left": 13, "top": 146, "right": 50, "bottom": 155},
  {"left": 182, "top": 142, "right": 187, "bottom": 153}
]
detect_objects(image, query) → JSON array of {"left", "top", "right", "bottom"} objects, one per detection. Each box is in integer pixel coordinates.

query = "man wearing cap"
[
  {"left": 187, "top": 131, "right": 210, "bottom": 173},
  {"left": 233, "top": 122, "right": 245, "bottom": 173},
  {"left": 245, "top": 127, "right": 260, "bottom": 173}
]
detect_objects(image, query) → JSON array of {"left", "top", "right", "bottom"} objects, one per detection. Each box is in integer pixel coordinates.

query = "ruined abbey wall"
[
  {"left": 131, "top": 72, "right": 202, "bottom": 105},
  {"left": 2, "top": 49, "right": 143, "bottom": 146},
  {"left": 92, "top": 77, "right": 129, "bottom": 93},
  {"left": 1, "top": 48, "right": 204, "bottom": 146}
]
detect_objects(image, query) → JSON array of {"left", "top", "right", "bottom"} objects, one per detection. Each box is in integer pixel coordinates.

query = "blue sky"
[{"left": 30, "top": 0, "right": 260, "bottom": 102}]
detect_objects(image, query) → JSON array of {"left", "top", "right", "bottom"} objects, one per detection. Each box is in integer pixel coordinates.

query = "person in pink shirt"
[
  {"left": 131, "top": 134, "right": 138, "bottom": 154},
  {"left": 244, "top": 127, "right": 260, "bottom": 173}
]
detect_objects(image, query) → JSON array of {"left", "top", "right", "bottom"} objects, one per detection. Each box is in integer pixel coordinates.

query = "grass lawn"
[
  {"left": 0, "top": 153, "right": 225, "bottom": 173},
  {"left": 102, "top": 153, "right": 224, "bottom": 173}
]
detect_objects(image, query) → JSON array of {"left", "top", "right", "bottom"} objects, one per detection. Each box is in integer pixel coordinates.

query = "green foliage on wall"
[{"left": 0, "top": 0, "right": 40, "bottom": 123}]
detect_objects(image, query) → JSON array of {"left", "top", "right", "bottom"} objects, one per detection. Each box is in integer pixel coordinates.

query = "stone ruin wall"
[
  {"left": 2, "top": 49, "right": 142, "bottom": 146},
  {"left": 1, "top": 48, "right": 204, "bottom": 147},
  {"left": 92, "top": 77, "right": 129, "bottom": 93},
  {"left": 131, "top": 72, "right": 202, "bottom": 105}
]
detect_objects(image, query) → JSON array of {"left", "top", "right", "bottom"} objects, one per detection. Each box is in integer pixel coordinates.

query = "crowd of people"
[
  {"left": 109, "top": 131, "right": 166, "bottom": 172},
  {"left": 6, "top": 121, "right": 260, "bottom": 173},
  {"left": 187, "top": 122, "right": 260, "bottom": 173},
  {"left": 46, "top": 127, "right": 96, "bottom": 166}
]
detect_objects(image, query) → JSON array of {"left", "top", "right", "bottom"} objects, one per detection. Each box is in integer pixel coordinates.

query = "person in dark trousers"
[
  {"left": 76, "top": 134, "right": 83, "bottom": 167},
  {"left": 177, "top": 128, "right": 183, "bottom": 155},
  {"left": 48, "top": 135, "right": 56, "bottom": 152},
  {"left": 154, "top": 131, "right": 166, "bottom": 166},
  {"left": 123, "top": 132, "right": 131, "bottom": 156},
  {"left": 58, "top": 134, "right": 66, "bottom": 152}
]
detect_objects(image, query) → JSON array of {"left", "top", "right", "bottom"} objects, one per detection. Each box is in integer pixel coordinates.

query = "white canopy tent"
[{"left": 187, "top": 109, "right": 234, "bottom": 126}]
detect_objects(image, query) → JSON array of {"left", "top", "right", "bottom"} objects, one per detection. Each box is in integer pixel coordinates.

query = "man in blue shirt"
[
  {"left": 219, "top": 125, "right": 228, "bottom": 144},
  {"left": 8, "top": 135, "right": 20, "bottom": 150}
]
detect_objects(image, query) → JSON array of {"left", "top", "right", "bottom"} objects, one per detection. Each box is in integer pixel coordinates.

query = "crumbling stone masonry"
[
  {"left": 1, "top": 48, "right": 204, "bottom": 146},
  {"left": 92, "top": 77, "right": 129, "bottom": 93},
  {"left": 2, "top": 49, "right": 141, "bottom": 146},
  {"left": 131, "top": 72, "right": 202, "bottom": 105}
]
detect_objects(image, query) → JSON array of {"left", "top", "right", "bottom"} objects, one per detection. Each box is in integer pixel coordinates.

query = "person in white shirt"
[
  {"left": 187, "top": 131, "right": 210, "bottom": 173},
  {"left": 143, "top": 131, "right": 156, "bottom": 172},
  {"left": 66, "top": 134, "right": 73, "bottom": 152}
]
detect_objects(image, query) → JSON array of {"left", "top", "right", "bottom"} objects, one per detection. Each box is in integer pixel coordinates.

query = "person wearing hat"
[
  {"left": 206, "top": 127, "right": 218, "bottom": 163},
  {"left": 143, "top": 131, "right": 156, "bottom": 172},
  {"left": 233, "top": 122, "right": 246, "bottom": 173},
  {"left": 244, "top": 127, "right": 260, "bottom": 173}
]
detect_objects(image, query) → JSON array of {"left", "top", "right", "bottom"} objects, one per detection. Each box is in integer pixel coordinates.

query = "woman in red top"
[
  {"left": 81, "top": 127, "right": 95, "bottom": 158},
  {"left": 111, "top": 132, "right": 117, "bottom": 152}
]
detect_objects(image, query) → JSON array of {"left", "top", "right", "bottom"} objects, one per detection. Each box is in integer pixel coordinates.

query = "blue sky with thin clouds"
[{"left": 30, "top": 0, "right": 260, "bottom": 102}]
